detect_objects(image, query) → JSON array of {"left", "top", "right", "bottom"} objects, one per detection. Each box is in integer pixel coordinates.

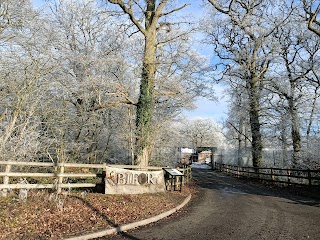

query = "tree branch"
[
  {"left": 228, "top": 121, "right": 252, "bottom": 143},
  {"left": 155, "top": 90, "right": 180, "bottom": 96},
  {"left": 207, "top": 0, "right": 234, "bottom": 15},
  {"left": 156, "top": 32, "right": 188, "bottom": 47},
  {"left": 303, "top": 0, "right": 320, "bottom": 37},
  {"left": 108, "top": 0, "right": 147, "bottom": 36},
  {"left": 160, "top": 3, "right": 190, "bottom": 17},
  {"left": 148, "top": 0, "right": 168, "bottom": 30},
  {"left": 93, "top": 98, "right": 137, "bottom": 111}
]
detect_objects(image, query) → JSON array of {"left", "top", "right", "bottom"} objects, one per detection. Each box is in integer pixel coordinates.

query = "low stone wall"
[{"left": 105, "top": 166, "right": 165, "bottom": 194}]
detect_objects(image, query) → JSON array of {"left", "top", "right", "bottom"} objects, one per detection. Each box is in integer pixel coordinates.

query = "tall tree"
[
  {"left": 107, "top": 0, "right": 189, "bottom": 166},
  {"left": 224, "top": 80, "right": 252, "bottom": 166},
  {"left": 267, "top": 23, "right": 320, "bottom": 166},
  {"left": 206, "top": 0, "right": 284, "bottom": 168}
]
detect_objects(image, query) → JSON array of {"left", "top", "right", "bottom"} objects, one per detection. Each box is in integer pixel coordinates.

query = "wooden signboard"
[
  {"left": 163, "top": 168, "right": 184, "bottom": 192},
  {"left": 163, "top": 168, "right": 184, "bottom": 176}
]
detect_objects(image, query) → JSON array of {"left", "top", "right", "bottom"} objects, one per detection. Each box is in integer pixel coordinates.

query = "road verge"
[{"left": 65, "top": 194, "right": 192, "bottom": 240}]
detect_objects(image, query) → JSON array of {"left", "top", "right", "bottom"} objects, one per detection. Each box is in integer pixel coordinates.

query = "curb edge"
[{"left": 65, "top": 194, "right": 192, "bottom": 240}]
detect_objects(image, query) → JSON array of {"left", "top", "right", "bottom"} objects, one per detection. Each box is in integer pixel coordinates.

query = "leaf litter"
[{"left": 0, "top": 185, "right": 197, "bottom": 239}]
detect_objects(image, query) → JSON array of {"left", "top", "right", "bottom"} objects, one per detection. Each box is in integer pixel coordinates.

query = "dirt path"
[{"left": 101, "top": 169, "right": 320, "bottom": 240}]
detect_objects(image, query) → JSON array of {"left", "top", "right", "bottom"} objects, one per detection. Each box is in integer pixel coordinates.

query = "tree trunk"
[
  {"left": 248, "top": 77, "right": 263, "bottom": 170},
  {"left": 237, "top": 117, "right": 244, "bottom": 166},
  {"left": 128, "top": 105, "right": 135, "bottom": 165},
  {"left": 305, "top": 88, "right": 319, "bottom": 163},
  {"left": 288, "top": 96, "right": 301, "bottom": 167},
  {"left": 135, "top": 4, "right": 157, "bottom": 166},
  {"left": 107, "top": 0, "right": 187, "bottom": 166},
  {"left": 280, "top": 116, "right": 288, "bottom": 167}
]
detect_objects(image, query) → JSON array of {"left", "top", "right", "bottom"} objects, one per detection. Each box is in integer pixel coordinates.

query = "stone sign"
[{"left": 105, "top": 166, "right": 166, "bottom": 194}]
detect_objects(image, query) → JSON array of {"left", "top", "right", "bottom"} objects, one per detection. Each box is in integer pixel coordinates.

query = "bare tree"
[
  {"left": 107, "top": 0, "right": 190, "bottom": 166},
  {"left": 30, "top": 0, "right": 136, "bottom": 164},
  {"left": 0, "top": 1, "right": 54, "bottom": 162},
  {"left": 264, "top": 5, "right": 320, "bottom": 167},
  {"left": 302, "top": 0, "right": 320, "bottom": 36},
  {"left": 224, "top": 80, "right": 252, "bottom": 166},
  {"left": 205, "top": 0, "right": 287, "bottom": 168},
  {"left": 180, "top": 118, "right": 225, "bottom": 149}
]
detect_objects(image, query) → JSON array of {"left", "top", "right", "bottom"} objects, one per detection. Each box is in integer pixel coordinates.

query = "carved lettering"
[
  {"left": 148, "top": 173, "right": 157, "bottom": 184},
  {"left": 107, "top": 170, "right": 160, "bottom": 185},
  {"left": 138, "top": 173, "right": 147, "bottom": 185},
  {"left": 127, "top": 172, "right": 132, "bottom": 184},
  {"left": 117, "top": 173, "right": 126, "bottom": 185},
  {"left": 106, "top": 171, "right": 116, "bottom": 185},
  {"left": 133, "top": 174, "right": 139, "bottom": 184},
  {"left": 105, "top": 167, "right": 165, "bottom": 194}
]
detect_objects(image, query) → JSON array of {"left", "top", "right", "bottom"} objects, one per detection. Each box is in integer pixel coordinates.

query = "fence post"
[
  {"left": 57, "top": 164, "right": 64, "bottom": 194},
  {"left": 186, "top": 168, "right": 189, "bottom": 184},
  {"left": 182, "top": 168, "right": 186, "bottom": 185},
  {"left": 271, "top": 167, "right": 274, "bottom": 184},
  {"left": 287, "top": 169, "right": 291, "bottom": 186},
  {"left": 2, "top": 164, "right": 12, "bottom": 197},
  {"left": 307, "top": 169, "right": 312, "bottom": 186}
]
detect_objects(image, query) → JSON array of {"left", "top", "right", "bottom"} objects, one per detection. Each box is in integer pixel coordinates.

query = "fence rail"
[
  {"left": 0, "top": 161, "right": 193, "bottom": 196},
  {"left": 214, "top": 162, "right": 320, "bottom": 186},
  {"left": 0, "top": 161, "right": 106, "bottom": 196}
]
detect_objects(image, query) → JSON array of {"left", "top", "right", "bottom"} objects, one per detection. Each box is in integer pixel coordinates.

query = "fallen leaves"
[{"left": 0, "top": 185, "right": 196, "bottom": 239}]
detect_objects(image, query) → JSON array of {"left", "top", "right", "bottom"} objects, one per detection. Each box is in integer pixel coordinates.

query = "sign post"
[{"left": 163, "top": 168, "right": 184, "bottom": 192}]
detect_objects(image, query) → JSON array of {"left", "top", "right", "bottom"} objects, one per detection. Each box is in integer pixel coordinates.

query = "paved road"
[{"left": 102, "top": 169, "right": 320, "bottom": 240}]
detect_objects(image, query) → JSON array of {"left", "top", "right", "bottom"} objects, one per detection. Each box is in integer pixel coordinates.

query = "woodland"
[{"left": 0, "top": 0, "right": 319, "bottom": 169}]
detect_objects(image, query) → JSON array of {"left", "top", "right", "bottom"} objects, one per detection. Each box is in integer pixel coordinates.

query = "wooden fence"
[
  {"left": 177, "top": 166, "right": 192, "bottom": 185},
  {"left": 0, "top": 161, "right": 106, "bottom": 196},
  {"left": 214, "top": 162, "right": 320, "bottom": 186},
  {"left": 0, "top": 161, "right": 193, "bottom": 196}
]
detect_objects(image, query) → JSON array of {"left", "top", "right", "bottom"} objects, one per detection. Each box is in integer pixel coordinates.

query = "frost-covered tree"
[
  {"left": 0, "top": 0, "right": 52, "bottom": 162},
  {"left": 106, "top": 0, "right": 194, "bottom": 166},
  {"left": 205, "top": 0, "right": 289, "bottom": 168}
]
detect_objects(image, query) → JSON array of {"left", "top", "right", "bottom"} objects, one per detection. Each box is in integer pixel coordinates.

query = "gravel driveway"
[{"left": 101, "top": 168, "right": 320, "bottom": 240}]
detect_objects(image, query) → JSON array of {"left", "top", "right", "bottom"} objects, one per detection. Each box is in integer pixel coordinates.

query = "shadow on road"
[
  {"left": 95, "top": 168, "right": 320, "bottom": 240},
  {"left": 192, "top": 168, "right": 320, "bottom": 207}
]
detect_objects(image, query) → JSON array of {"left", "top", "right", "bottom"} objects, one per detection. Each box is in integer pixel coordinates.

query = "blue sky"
[
  {"left": 31, "top": 0, "right": 228, "bottom": 123},
  {"left": 177, "top": 0, "right": 229, "bottom": 122},
  {"left": 32, "top": 0, "right": 45, "bottom": 7},
  {"left": 183, "top": 87, "right": 228, "bottom": 123}
]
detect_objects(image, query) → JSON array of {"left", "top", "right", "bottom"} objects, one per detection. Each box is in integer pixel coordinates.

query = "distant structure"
[
  {"left": 178, "top": 147, "right": 217, "bottom": 165},
  {"left": 179, "top": 148, "right": 194, "bottom": 165}
]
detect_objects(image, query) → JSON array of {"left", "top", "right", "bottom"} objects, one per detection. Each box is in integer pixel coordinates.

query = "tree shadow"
[
  {"left": 70, "top": 195, "right": 142, "bottom": 240},
  {"left": 192, "top": 168, "right": 320, "bottom": 207}
]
